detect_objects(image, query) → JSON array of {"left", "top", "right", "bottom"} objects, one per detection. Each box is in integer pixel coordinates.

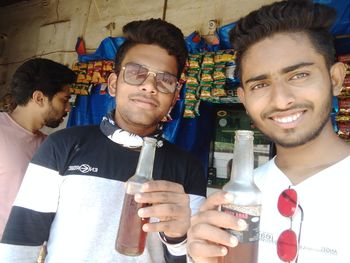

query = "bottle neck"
[
  {"left": 135, "top": 137, "right": 157, "bottom": 180},
  {"left": 230, "top": 130, "right": 254, "bottom": 184}
]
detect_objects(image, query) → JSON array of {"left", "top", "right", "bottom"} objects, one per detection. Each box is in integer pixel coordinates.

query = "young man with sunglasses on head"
[
  {"left": 187, "top": 1, "right": 349, "bottom": 263},
  {"left": 0, "top": 19, "right": 206, "bottom": 263}
]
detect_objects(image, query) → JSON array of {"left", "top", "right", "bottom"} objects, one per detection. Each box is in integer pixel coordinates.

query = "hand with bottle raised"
[
  {"left": 134, "top": 180, "right": 191, "bottom": 241},
  {"left": 187, "top": 191, "right": 248, "bottom": 263}
]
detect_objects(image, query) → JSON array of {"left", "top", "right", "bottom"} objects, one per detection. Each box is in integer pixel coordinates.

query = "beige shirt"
[{"left": 0, "top": 112, "right": 46, "bottom": 238}]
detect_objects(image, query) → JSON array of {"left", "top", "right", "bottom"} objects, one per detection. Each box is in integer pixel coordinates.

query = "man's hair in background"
[
  {"left": 10, "top": 58, "right": 76, "bottom": 106},
  {"left": 114, "top": 18, "right": 188, "bottom": 79},
  {"left": 230, "top": 0, "right": 337, "bottom": 81}
]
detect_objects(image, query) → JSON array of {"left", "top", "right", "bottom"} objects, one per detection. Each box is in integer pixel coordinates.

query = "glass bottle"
[
  {"left": 115, "top": 137, "right": 157, "bottom": 256},
  {"left": 221, "top": 130, "right": 261, "bottom": 263}
]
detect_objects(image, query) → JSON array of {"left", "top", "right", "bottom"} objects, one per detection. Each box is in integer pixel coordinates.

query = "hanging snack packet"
[
  {"left": 186, "top": 69, "right": 200, "bottom": 85},
  {"left": 185, "top": 87, "right": 198, "bottom": 100},
  {"left": 200, "top": 68, "right": 214, "bottom": 82},
  {"left": 183, "top": 100, "right": 200, "bottom": 118},
  {"left": 337, "top": 119, "right": 350, "bottom": 140},
  {"left": 213, "top": 64, "right": 226, "bottom": 81},
  {"left": 214, "top": 50, "right": 234, "bottom": 64},
  {"left": 188, "top": 54, "right": 202, "bottom": 69},
  {"left": 211, "top": 81, "right": 227, "bottom": 97},
  {"left": 202, "top": 52, "right": 215, "bottom": 68},
  {"left": 199, "top": 82, "right": 212, "bottom": 101},
  {"left": 338, "top": 97, "right": 350, "bottom": 115}
]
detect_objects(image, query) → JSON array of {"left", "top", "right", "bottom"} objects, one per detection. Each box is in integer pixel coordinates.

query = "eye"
[
  {"left": 251, "top": 82, "right": 269, "bottom": 91},
  {"left": 136, "top": 71, "right": 148, "bottom": 78},
  {"left": 160, "top": 73, "right": 176, "bottom": 85},
  {"left": 290, "top": 72, "right": 308, "bottom": 80}
]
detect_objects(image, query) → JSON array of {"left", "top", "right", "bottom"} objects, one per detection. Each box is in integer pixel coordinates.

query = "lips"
[
  {"left": 272, "top": 111, "right": 303, "bottom": 124},
  {"left": 268, "top": 110, "right": 306, "bottom": 129},
  {"left": 129, "top": 95, "right": 159, "bottom": 108}
]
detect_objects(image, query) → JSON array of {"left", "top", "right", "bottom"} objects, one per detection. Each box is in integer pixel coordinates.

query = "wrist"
[{"left": 159, "top": 232, "right": 187, "bottom": 245}]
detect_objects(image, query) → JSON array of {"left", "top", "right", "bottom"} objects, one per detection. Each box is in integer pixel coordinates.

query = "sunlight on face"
[{"left": 240, "top": 33, "right": 333, "bottom": 148}]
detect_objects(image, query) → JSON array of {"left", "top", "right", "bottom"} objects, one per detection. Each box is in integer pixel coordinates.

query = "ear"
[
  {"left": 237, "top": 86, "right": 246, "bottom": 106},
  {"left": 32, "top": 90, "right": 46, "bottom": 106},
  {"left": 108, "top": 72, "right": 118, "bottom": 97},
  {"left": 330, "top": 62, "right": 346, "bottom": 96}
]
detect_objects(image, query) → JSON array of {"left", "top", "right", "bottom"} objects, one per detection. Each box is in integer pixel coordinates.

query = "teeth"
[{"left": 273, "top": 112, "right": 302, "bottom": 123}]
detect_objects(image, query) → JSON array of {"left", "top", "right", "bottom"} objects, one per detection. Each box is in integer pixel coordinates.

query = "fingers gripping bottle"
[
  {"left": 221, "top": 130, "right": 262, "bottom": 263},
  {"left": 115, "top": 137, "right": 157, "bottom": 256}
]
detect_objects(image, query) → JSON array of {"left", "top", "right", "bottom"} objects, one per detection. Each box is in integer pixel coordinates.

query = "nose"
[
  {"left": 140, "top": 72, "right": 158, "bottom": 94},
  {"left": 269, "top": 81, "right": 296, "bottom": 109},
  {"left": 65, "top": 102, "right": 72, "bottom": 113}
]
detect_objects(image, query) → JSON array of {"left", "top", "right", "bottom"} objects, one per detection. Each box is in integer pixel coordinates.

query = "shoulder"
[
  {"left": 31, "top": 125, "right": 101, "bottom": 171},
  {"left": 35, "top": 125, "right": 101, "bottom": 156},
  {"left": 0, "top": 112, "right": 8, "bottom": 118},
  {"left": 254, "top": 158, "right": 275, "bottom": 183},
  {"left": 48, "top": 125, "right": 101, "bottom": 142},
  {"left": 51, "top": 125, "right": 100, "bottom": 136},
  {"left": 0, "top": 112, "right": 11, "bottom": 128},
  {"left": 0, "top": 112, "right": 9, "bottom": 131},
  {"left": 253, "top": 158, "right": 289, "bottom": 193}
]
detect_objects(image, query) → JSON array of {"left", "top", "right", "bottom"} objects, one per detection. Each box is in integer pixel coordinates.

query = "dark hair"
[
  {"left": 230, "top": 0, "right": 337, "bottom": 81},
  {"left": 10, "top": 58, "right": 76, "bottom": 106},
  {"left": 114, "top": 18, "right": 188, "bottom": 79}
]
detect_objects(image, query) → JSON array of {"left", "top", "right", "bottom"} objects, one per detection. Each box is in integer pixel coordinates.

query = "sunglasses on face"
[
  {"left": 121, "top": 62, "right": 179, "bottom": 94},
  {"left": 277, "top": 188, "right": 304, "bottom": 262}
]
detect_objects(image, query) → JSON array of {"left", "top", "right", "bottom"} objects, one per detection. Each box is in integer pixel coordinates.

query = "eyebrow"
[
  {"left": 244, "top": 74, "right": 268, "bottom": 85},
  {"left": 281, "top": 62, "right": 314, "bottom": 74},
  {"left": 244, "top": 62, "right": 315, "bottom": 85}
]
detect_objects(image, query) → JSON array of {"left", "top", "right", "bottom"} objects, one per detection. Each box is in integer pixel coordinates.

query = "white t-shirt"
[{"left": 254, "top": 155, "right": 350, "bottom": 263}]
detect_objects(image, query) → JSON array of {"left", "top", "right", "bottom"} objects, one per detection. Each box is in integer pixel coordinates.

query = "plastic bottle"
[{"left": 115, "top": 137, "right": 157, "bottom": 256}]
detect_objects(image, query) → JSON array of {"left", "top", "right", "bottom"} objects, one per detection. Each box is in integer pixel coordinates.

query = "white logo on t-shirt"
[{"left": 68, "top": 164, "right": 98, "bottom": 173}]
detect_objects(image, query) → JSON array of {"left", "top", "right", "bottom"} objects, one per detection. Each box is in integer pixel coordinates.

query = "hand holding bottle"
[
  {"left": 187, "top": 191, "right": 247, "bottom": 263},
  {"left": 135, "top": 180, "right": 190, "bottom": 239},
  {"left": 188, "top": 130, "right": 261, "bottom": 263}
]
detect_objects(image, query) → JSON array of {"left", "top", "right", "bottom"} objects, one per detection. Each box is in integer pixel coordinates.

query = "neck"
[
  {"left": 9, "top": 106, "right": 43, "bottom": 133},
  {"left": 114, "top": 113, "right": 158, "bottom": 137},
  {"left": 275, "top": 123, "right": 350, "bottom": 184}
]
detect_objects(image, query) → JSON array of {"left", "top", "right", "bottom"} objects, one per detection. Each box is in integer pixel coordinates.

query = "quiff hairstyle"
[
  {"left": 230, "top": 0, "right": 337, "bottom": 81},
  {"left": 114, "top": 18, "right": 188, "bottom": 79}
]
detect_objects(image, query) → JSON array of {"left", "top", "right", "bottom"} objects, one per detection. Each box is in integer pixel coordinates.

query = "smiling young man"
[
  {"left": 187, "top": 1, "right": 349, "bottom": 263},
  {"left": 0, "top": 19, "right": 206, "bottom": 263},
  {"left": 0, "top": 58, "right": 75, "bottom": 240}
]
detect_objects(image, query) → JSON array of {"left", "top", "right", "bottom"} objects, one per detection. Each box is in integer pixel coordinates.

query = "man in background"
[
  {"left": 187, "top": 1, "right": 349, "bottom": 262},
  {"left": 0, "top": 58, "right": 76, "bottom": 238}
]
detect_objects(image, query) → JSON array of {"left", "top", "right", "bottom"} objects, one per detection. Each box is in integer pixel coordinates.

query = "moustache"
[
  {"left": 262, "top": 103, "right": 313, "bottom": 119},
  {"left": 128, "top": 93, "right": 160, "bottom": 107}
]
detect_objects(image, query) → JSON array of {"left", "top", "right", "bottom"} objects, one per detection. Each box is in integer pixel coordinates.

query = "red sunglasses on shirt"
[{"left": 277, "top": 188, "right": 304, "bottom": 262}]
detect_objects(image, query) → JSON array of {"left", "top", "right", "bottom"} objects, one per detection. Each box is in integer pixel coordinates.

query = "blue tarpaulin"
[
  {"left": 78, "top": 37, "right": 125, "bottom": 62},
  {"left": 317, "top": 0, "right": 350, "bottom": 55}
]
